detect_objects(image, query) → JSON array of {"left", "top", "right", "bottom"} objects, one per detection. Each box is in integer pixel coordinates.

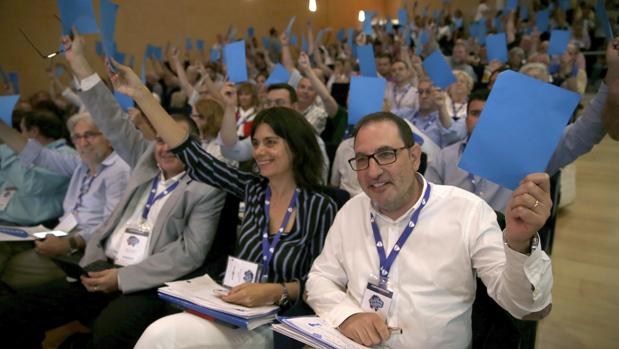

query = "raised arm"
[
  {"left": 280, "top": 32, "right": 295, "bottom": 72},
  {"left": 0, "top": 120, "right": 27, "bottom": 153},
  {"left": 171, "top": 46, "right": 196, "bottom": 98},
  {"left": 298, "top": 52, "right": 339, "bottom": 117},
  {"left": 603, "top": 38, "right": 619, "bottom": 140},
  {"left": 218, "top": 82, "right": 241, "bottom": 146}
]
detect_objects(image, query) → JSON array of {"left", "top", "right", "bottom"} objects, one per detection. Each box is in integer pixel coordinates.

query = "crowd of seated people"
[{"left": 0, "top": 1, "right": 617, "bottom": 348}]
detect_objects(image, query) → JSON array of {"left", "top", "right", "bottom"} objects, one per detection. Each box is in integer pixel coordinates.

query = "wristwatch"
[
  {"left": 68, "top": 236, "right": 79, "bottom": 255},
  {"left": 277, "top": 283, "right": 289, "bottom": 307}
]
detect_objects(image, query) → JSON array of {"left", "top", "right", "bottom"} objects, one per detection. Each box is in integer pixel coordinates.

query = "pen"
[
  {"left": 0, "top": 227, "right": 28, "bottom": 238},
  {"left": 388, "top": 327, "right": 403, "bottom": 335}
]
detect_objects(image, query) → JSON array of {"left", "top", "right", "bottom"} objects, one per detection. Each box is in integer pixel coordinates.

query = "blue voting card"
[
  {"left": 363, "top": 12, "right": 373, "bottom": 35},
  {"left": 146, "top": 45, "right": 162, "bottom": 60},
  {"left": 505, "top": 0, "right": 518, "bottom": 12},
  {"left": 422, "top": 50, "right": 456, "bottom": 89},
  {"left": 301, "top": 34, "right": 308, "bottom": 52},
  {"left": 95, "top": 41, "right": 104, "bottom": 56},
  {"left": 261, "top": 36, "right": 270, "bottom": 49},
  {"left": 290, "top": 34, "right": 298, "bottom": 46},
  {"left": 535, "top": 9, "right": 550, "bottom": 33},
  {"left": 196, "top": 39, "right": 205, "bottom": 51},
  {"left": 494, "top": 17, "right": 503, "bottom": 32},
  {"left": 56, "top": 0, "right": 99, "bottom": 35},
  {"left": 347, "top": 28, "right": 354, "bottom": 47},
  {"left": 348, "top": 76, "right": 386, "bottom": 125},
  {"left": 519, "top": 5, "right": 528, "bottom": 20},
  {"left": 486, "top": 33, "right": 508, "bottom": 63},
  {"left": 210, "top": 47, "right": 220, "bottom": 62},
  {"left": 403, "top": 27, "right": 412, "bottom": 46},
  {"left": 455, "top": 18, "right": 463, "bottom": 29},
  {"left": 285, "top": 16, "right": 296, "bottom": 36},
  {"left": 99, "top": 0, "right": 119, "bottom": 57},
  {"left": 223, "top": 41, "right": 248, "bottom": 83},
  {"left": 386, "top": 17, "right": 394, "bottom": 34},
  {"left": 398, "top": 8, "right": 408, "bottom": 27},
  {"left": 416, "top": 30, "right": 428, "bottom": 55},
  {"left": 7, "top": 73, "right": 19, "bottom": 94},
  {"left": 475, "top": 20, "right": 487, "bottom": 44},
  {"left": 336, "top": 28, "right": 346, "bottom": 41},
  {"left": 459, "top": 70, "right": 580, "bottom": 190},
  {"left": 113, "top": 51, "right": 125, "bottom": 65},
  {"left": 0, "top": 95, "right": 20, "bottom": 126},
  {"left": 357, "top": 45, "right": 377, "bottom": 77},
  {"left": 548, "top": 30, "right": 572, "bottom": 55},
  {"left": 185, "top": 38, "right": 192, "bottom": 50},
  {"left": 596, "top": 0, "right": 614, "bottom": 39},
  {"left": 265, "top": 64, "right": 290, "bottom": 86},
  {"left": 247, "top": 26, "right": 255, "bottom": 38},
  {"left": 315, "top": 28, "right": 330, "bottom": 44},
  {"left": 114, "top": 91, "right": 133, "bottom": 112}
]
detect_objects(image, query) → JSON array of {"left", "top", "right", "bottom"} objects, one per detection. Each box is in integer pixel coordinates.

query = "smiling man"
[{"left": 306, "top": 112, "right": 553, "bottom": 348}]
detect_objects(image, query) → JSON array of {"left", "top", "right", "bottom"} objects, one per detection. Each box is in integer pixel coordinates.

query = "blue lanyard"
[
  {"left": 412, "top": 112, "right": 436, "bottom": 131},
  {"left": 261, "top": 187, "right": 299, "bottom": 280},
  {"left": 72, "top": 174, "right": 96, "bottom": 212},
  {"left": 370, "top": 183, "right": 431, "bottom": 285},
  {"left": 392, "top": 84, "right": 412, "bottom": 110},
  {"left": 141, "top": 175, "right": 182, "bottom": 220}
]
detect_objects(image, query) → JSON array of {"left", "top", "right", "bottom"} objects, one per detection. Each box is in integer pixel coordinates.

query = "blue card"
[
  {"left": 459, "top": 70, "right": 580, "bottom": 190},
  {"left": 7, "top": 73, "right": 19, "bottom": 94},
  {"left": 113, "top": 51, "right": 125, "bottom": 65},
  {"left": 494, "top": 17, "right": 503, "bottom": 32},
  {"left": 0, "top": 95, "right": 20, "bottom": 126},
  {"left": 398, "top": 8, "right": 408, "bottom": 27},
  {"left": 95, "top": 41, "right": 104, "bottom": 56},
  {"left": 486, "top": 33, "right": 508, "bottom": 63},
  {"left": 185, "top": 38, "right": 192, "bottom": 50},
  {"left": 114, "top": 91, "right": 133, "bottom": 112},
  {"left": 519, "top": 5, "right": 528, "bottom": 20},
  {"left": 348, "top": 76, "right": 386, "bottom": 125},
  {"left": 596, "top": 0, "right": 614, "bottom": 39},
  {"left": 223, "top": 41, "right": 248, "bottom": 83},
  {"left": 210, "top": 47, "right": 220, "bottom": 61},
  {"left": 290, "top": 34, "right": 298, "bottom": 46},
  {"left": 455, "top": 18, "right": 463, "bottom": 29},
  {"left": 99, "top": 0, "right": 119, "bottom": 57},
  {"left": 403, "top": 27, "right": 412, "bottom": 46},
  {"left": 363, "top": 11, "right": 373, "bottom": 35},
  {"left": 265, "top": 64, "right": 290, "bottom": 86},
  {"left": 247, "top": 26, "right": 255, "bottom": 38},
  {"left": 548, "top": 30, "right": 572, "bottom": 55},
  {"left": 315, "top": 28, "right": 330, "bottom": 45},
  {"left": 535, "top": 9, "right": 550, "bottom": 33},
  {"left": 302, "top": 34, "right": 308, "bottom": 52},
  {"left": 196, "top": 39, "right": 205, "bottom": 51},
  {"left": 416, "top": 30, "right": 428, "bottom": 55},
  {"left": 505, "top": 0, "right": 518, "bottom": 12},
  {"left": 146, "top": 44, "right": 162, "bottom": 60},
  {"left": 422, "top": 50, "right": 456, "bottom": 89},
  {"left": 475, "top": 20, "right": 487, "bottom": 44},
  {"left": 56, "top": 0, "right": 99, "bottom": 35},
  {"left": 261, "top": 36, "right": 270, "bottom": 49},
  {"left": 347, "top": 28, "right": 354, "bottom": 47},
  {"left": 285, "top": 16, "right": 296, "bottom": 36},
  {"left": 336, "top": 28, "right": 346, "bottom": 41},
  {"left": 357, "top": 45, "right": 377, "bottom": 77},
  {"left": 386, "top": 17, "right": 394, "bottom": 34}
]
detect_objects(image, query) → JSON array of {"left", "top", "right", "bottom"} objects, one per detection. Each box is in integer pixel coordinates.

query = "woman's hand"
[
  {"left": 220, "top": 283, "right": 282, "bottom": 307},
  {"left": 108, "top": 59, "right": 149, "bottom": 99}
]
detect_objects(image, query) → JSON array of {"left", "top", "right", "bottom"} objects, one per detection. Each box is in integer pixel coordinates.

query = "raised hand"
[
  {"left": 298, "top": 52, "right": 312, "bottom": 72},
  {"left": 220, "top": 82, "right": 238, "bottom": 108},
  {"left": 108, "top": 60, "right": 148, "bottom": 98}
]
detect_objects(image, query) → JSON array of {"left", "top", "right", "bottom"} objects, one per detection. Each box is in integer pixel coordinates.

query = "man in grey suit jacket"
[{"left": 0, "top": 33, "right": 226, "bottom": 349}]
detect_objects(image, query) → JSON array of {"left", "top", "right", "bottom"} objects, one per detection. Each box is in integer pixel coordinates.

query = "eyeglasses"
[
  {"left": 19, "top": 28, "right": 66, "bottom": 59},
  {"left": 71, "top": 131, "right": 102, "bottom": 143},
  {"left": 418, "top": 89, "right": 433, "bottom": 95},
  {"left": 348, "top": 146, "right": 409, "bottom": 171},
  {"left": 264, "top": 99, "right": 288, "bottom": 108}
]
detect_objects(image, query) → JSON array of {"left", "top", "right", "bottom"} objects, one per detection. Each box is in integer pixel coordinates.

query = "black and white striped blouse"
[{"left": 173, "top": 136, "right": 338, "bottom": 285}]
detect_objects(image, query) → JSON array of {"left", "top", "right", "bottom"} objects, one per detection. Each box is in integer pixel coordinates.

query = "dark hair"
[
  {"left": 267, "top": 83, "right": 298, "bottom": 104},
  {"left": 250, "top": 107, "right": 323, "bottom": 188},
  {"left": 467, "top": 89, "right": 491, "bottom": 114},
  {"left": 21, "top": 109, "right": 67, "bottom": 140},
  {"left": 376, "top": 53, "right": 393, "bottom": 62},
  {"left": 170, "top": 113, "right": 200, "bottom": 138},
  {"left": 353, "top": 112, "right": 415, "bottom": 148}
]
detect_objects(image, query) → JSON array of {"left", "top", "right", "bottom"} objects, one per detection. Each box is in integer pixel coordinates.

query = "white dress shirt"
[{"left": 306, "top": 176, "right": 552, "bottom": 349}]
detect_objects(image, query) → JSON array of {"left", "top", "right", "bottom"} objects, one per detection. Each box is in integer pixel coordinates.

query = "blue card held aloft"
[
  {"left": 486, "top": 32, "right": 508, "bottom": 63},
  {"left": 548, "top": 30, "right": 572, "bottom": 55},
  {"left": 422, "top": 50, "right": 456, "bottom": 89},
  {"left": 56, "top": 0, "right": 99, "bottom": 35},
  {"left": 0, "top": 95, "right": 20, "bottom": 126},
  {"left": 99, "top": 0, "right": 119, "bottom": 57},
  {"left": 223, "top": 41, "right": 248, "bottom": 83},
  {"left": 265, "top": 64, "right": 290, "bottom": 86},
  {"left": 357, "top": 45, "right": 377, "bottom": 77},
  {"left": 348, "top": 76, "right": 386, "bottom": 125}
]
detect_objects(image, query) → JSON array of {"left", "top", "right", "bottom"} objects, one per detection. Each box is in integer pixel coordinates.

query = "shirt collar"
[
  {"left": 370, "top": 174, "right": 429, "bottom": 224},
  {"left": 159, "top": 170, "right": 185, "bottom": 187}
]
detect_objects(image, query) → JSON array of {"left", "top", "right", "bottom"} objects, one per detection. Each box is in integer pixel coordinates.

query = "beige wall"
[{"left": 1, "top": 0, "right": 482, "bottom": 97}]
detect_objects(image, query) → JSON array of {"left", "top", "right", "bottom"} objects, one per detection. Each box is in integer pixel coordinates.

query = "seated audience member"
[
  {"left": 426, "top": 41, "right": 619, "bottom": 212},
  {"left": 235, "top": 82, "right": 260, "bottom": 139},
  {"left": 306, "top": 112, "right": 553, "bottom": 348},
  {"left": 0, "top": 111, "right": 130, "bottom": 289},
  {"left": 447, "top": 42, "right": 477, "bottom": 82},
  {"left": 409, "top": 79, "right": 467, "bottom": 148},
  {"left": 191, "top": 97, "right": 237, "bottom": 167},
  {"left": 98, "top": 56, "right": 337, "bottom": 349},
  {"left": 0, "top": 110, "right": 75, "bottom": 226},
  {"left": 385, "top": 60, "right": 419, "bottom": 122},
  {"left": 0, "top": 31, "right": 226, "bottom": 348},
  {"left": 376, "top": 53, "right": 393, "bottom": 81},
  {"left": 446, "top": 70, "right": 474, "bottom": 120}
]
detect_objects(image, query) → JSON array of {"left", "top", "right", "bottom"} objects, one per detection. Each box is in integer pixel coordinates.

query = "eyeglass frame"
[
  {"left": 348, "top": 146, "right": 412, "bottom": 171},
  {"left": 70, "top": 131, "right": 102, "bottom": 143}
]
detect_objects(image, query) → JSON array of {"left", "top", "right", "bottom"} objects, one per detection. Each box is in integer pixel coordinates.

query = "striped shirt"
[{"left": 173, "top": 136, "right": 338, "bottom": 286}]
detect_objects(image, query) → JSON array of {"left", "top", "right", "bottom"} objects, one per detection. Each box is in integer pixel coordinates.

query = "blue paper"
[
  {"left": 494, "top": 17, "right": 503, "bottom": 32},
  {"left": 422, "top": 50, "right": 456, "bottom": 89},
  {"left": 348, "top": 76, "right": 386, "bottom": 125},
  {"left": 559, "top": 0, "right": 571, "bottom": 11},
  {"left": 455, "top": 18, "right": 463, "bottom": 29},
  {"left": 247, "top": 26, "right": 255, "bottom": 38},
  {"left": 210, "top": 47, "right": 220, "bottom": 61},
  {"left": 146, "top": 45, "right": 162, "bottom": 60},
  {"left": 301, "top": 34, "right": 308, "bottom": 52},
  {"left": 596, "top": 0, "right": 614, "bottom": 39},
  {"left": 347, "top": 28, "right": 354, "bottom": 48},
  {"left": 505, "top": 0, "right": 518, "bottom": 12},
  {"left": 7, "top": 73, "right": 19, "bottom": 94},
  {"left": 290, "top": 34, "right": 298, "bottom": 46},
  {"left": 459, "top": 70, "right": 580, "bottom": 190},
  {"left": 386, "top": 17, "right": 394, "bottom": 34},
  {"left": 403, "top": 27, "right": 412, "bottom": 47},
  {"left": 0, "top": 95, "right": 20, "bottom": 126},
  {"left": 519, "top": 5, "right": 528, "bottom": 20},
  {"left": 185, "top": 38, "right": 192, "bottom": 50},
  {"left": 336, "top": 28, "right": 345, "bottom": 41},
  {"left": 535, "top": 9, "right": 550, "bottom": 33},
  {"left": 56, "top": 0, "right": 99, "bottom": 35},
  {"left": 223, "top": 41, "right": 248, "bottom": 83},
  {"left": 357, "top": 45, "right": 377, "bottom": 77},
  {"left": 113, "top": 51, "right": 125, "bottom": 64},
  {"left": 548, "top": 30, "right": 572, "bottom": 55},
  {"left": 475, "top": 20, "right": 487, "bottom": 45},
  {"left": 261, "top": 36, "right": 270, "bottom": 49},
  {"left": 95, "top": 41, "right": 104, "bottom": 56},
  {"left": 196, "top": 39, "right": 205, "bottom": 50},
  {"left": 416, "top": 30, "right": 429, "bottom": 55},
  {"left": 114, "top": 91, "right": 133, "bottom": 112},
  {"left": 315, "top": 28, "right": 330, "bottom": 44},
  {"left": 99, "top": 0, "right": 119, "bottom": 57},
  {"left": 285, "top": 16, "right": 296, "bottom": 36},
  {"left": 265, "top": 64, "right": 290, "bottom": 86},
  {"left": 486, "top": 33, "right": 508, "bottom": 63},
  {"left": 363, "top": 11, "right": 373, "bottom": 35},
  {"left": 398, "top": 8, "right": 408, "bottom": 27}
]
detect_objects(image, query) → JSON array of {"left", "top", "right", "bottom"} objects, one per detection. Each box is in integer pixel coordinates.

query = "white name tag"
[
  {"left": 361, "top": 282, "right": 394, "bottom": 320},
  {"left": 115, "top": 225, "right": 150, "bottom": 267},
  {"left": 55, "top": 213, "right": 78, "bottom": 233},
  {"left": 222, "top": 256, "right": 260, "bottom": 288},
  {"left": 0, "top": 188, "right": 16, "bottom": 211}
]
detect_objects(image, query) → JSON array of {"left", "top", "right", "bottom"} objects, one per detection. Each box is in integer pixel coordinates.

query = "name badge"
[
  {"left": 115, "top": 225, "right": 150, "bottom": 267},
  {"left": 0, "top": 188, "right": 16, "bottom": 211},
  {"left": 222, "top": 256, "right": 261, "bottom": 288},
  {"left": 361, "top": 282, "right": 394, "bottom": 320},
  {"left": 55, "top": 213, "right": 78, "bottom": 233}
]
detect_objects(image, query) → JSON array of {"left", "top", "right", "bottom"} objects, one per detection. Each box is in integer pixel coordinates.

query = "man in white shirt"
[
  {"left": 385, "top": 60, "right": 419, "bottom": 122},
  {"left": 306, "top": 112, "right": 553, "bottom": 348}
]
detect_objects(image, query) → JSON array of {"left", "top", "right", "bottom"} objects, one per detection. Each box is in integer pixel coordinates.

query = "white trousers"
[{"left": 134, "top": 312, "right": 273, "bottom": 349}]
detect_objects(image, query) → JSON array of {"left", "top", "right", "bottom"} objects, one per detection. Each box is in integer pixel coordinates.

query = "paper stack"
[{"left": 272, "top": 316, "right": 370, "bottom": 349}]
